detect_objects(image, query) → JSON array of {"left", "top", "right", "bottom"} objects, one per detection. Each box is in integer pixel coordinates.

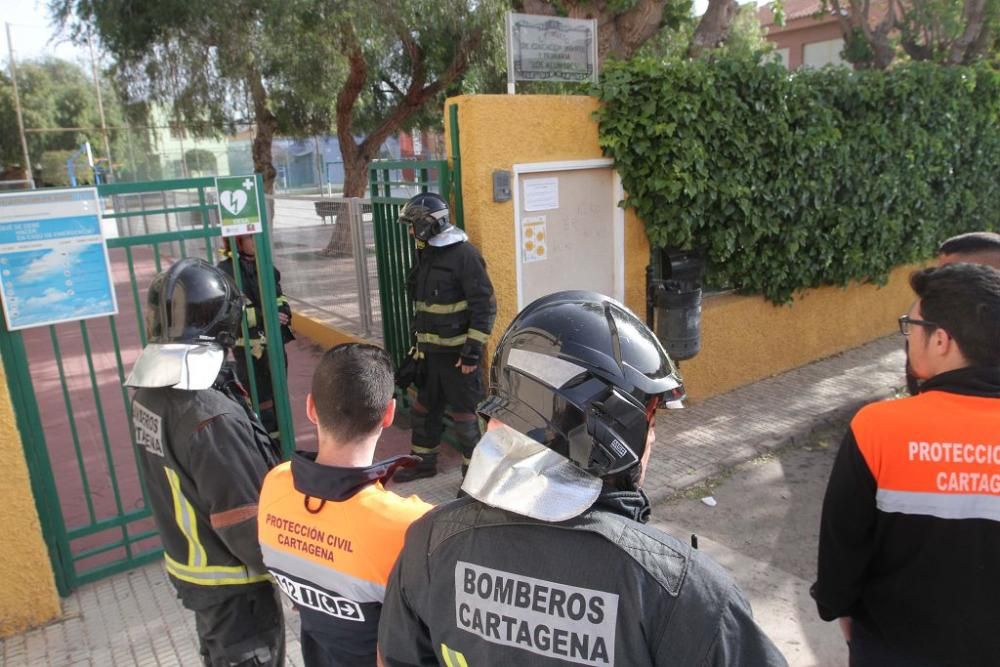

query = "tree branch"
[
  {"left": 359, "top": 27, "right": 484, "bottom": 161},
  {"left": 334, "top": 20, "right": 368, "bottom": 164},
  {"left": 829, "top": 0, "right": 855, "bottom": 40}
]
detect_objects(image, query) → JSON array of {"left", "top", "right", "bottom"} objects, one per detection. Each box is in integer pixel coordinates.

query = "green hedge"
[{"left": 596, "top": 58, "right": 1000, "bottom": 303}]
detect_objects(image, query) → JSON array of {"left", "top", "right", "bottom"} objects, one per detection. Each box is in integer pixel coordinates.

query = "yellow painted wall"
[
  {"left": 444, "top": 93, "right": 918, "bottom": 400},
  {"left": 0, "top": 363, "right": 60, "bottom": 637},
  {"left": 681, "top": 264, "right": 919, "bottom": 400}
]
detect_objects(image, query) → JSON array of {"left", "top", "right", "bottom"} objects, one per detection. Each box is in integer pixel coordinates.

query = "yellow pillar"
[
  {"left": 445, "top": 94, "right": 652, "bottom": 341},
  {"left": 0, "top": 361, "right": 60, "bottom": 637}
]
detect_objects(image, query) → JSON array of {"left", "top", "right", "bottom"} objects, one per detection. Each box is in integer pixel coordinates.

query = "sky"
[{"left": 0, "top": 0, "right": 89, "bottom": 66}]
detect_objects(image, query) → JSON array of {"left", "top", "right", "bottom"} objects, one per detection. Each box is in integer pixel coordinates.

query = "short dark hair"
[
  {"left": 910, "top": 263, "right": 1000, "bottom": 367},
  {"left": 938, "top": 232, "right": 1000, "bottom": 258},
  {"left": 311, "top": 343, "right": 394, "bottom": 442}
]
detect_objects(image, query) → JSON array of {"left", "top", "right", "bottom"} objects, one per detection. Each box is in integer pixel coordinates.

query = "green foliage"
[
  {"left": 596, "top": 57, "right": 1000, "bottom": 303},
  {"left": 0, "top": 57, "right": 135, "bottom": 180},
  {"left": 39, "top": 149, "right": 97, "bottom": 186}
]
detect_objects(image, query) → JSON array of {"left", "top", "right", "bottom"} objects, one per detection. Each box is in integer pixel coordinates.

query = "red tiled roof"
[{"left": 758, "top": 0, "right": 893, "bottom": 29}]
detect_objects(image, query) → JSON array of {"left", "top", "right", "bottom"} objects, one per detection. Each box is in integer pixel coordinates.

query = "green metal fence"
[
  {"left": 0, "top": 175, "right": 293, "bottom": 594},
  {"left": 368, "top": 160, "right": 459, "bottom": 368}
]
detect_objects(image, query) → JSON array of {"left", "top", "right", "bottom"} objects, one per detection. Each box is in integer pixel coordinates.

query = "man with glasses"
[
  {"left": 905, "top": 232, "right": 1000, "bottom": 394},
  {"left": 812, "top": 263, "right": 1000, "bottom": 667}
]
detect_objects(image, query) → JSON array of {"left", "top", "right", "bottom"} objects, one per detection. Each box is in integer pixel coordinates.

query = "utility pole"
[
  {"left": 87, "top": 32, "right": 114, "bottom": 181},
  {"left": 6, "top": 22, "right": 33, "bottom": 184}
]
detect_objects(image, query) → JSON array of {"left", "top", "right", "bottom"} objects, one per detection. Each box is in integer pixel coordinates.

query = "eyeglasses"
[{"left": 898, "top": 314, "right": 939, "bottom": 336}]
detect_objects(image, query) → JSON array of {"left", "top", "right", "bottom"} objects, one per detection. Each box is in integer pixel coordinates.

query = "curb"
[{"left": 648, "top": 385, "right": 898, "bottom": 507}]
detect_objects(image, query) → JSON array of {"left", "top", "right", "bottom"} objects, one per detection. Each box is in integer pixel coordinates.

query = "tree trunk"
[
  {"left": 246, "top": 64, "right": 279, "bottom": 235},
  {"left": 319, "top": 149, "right": 369, "bottom": 258},
  {"left": 251, "top": 116, "right": 278, "bottom": 195},
  {"left": 946, "top": 0, "right": 990, "bottom": 64},
  {"left": 342, "top": 153, "right": 369, "bottom": 198},
  {"left": 688, "top": 0, "right": 741, "bottom": 58}
]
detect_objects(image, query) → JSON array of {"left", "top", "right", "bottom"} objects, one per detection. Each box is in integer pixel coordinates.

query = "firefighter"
[
  {"left": 257, "top": 342, "right": 432, "bottom": 666},
  {"left": 379, "top": 291, "right": 786, "bottom": 666},
  {"left": 392, "top": 192, "right": 496, "bottom": 483},
  {"left": 218, "top": 233, "right": 294, "bottom": 440},
  {"left": 125, "top": 258, "right": 284, "bottom": 666}
]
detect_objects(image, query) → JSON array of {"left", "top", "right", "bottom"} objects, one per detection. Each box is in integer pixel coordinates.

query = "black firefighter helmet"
[
  {"left": 479, "top": 290, "right": 685, "bottom": 480},
  {"left": 146, "top": 257, "right": 244, "bottom": 348},
  {"left": 398, "top": 192, "right": 452, "bottom": 242}
]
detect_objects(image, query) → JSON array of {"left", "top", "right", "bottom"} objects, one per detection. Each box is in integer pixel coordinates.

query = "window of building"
[{"left": 802, "top": 38, "right": 847, "bottom": 68}]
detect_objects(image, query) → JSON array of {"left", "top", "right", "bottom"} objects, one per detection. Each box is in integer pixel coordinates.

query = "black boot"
[{"left": 393, "top": 452, "right": 438, "bottom": 482}]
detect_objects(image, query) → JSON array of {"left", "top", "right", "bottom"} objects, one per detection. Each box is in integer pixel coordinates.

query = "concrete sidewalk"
[
  {"left": 392, "top": 335, "right": 906, "bottom": 506},
  {"left": 1, "top": 335, "right": 906, "bottom": 666}
]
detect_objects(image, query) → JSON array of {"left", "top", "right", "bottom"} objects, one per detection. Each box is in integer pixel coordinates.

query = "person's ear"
[
  {"left": 306, "top": 393, "right": 318, "bottom": 425},
  {"left": 381, "top": 399, "right": 396, "bottom": 429},
  {"left": 932, "top": 327, "right": 951, "bottom": 355}
]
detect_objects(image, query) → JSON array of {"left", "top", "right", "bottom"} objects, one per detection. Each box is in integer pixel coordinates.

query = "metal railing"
[
  {"left": 0, "top": 176, "right": 292, "bottom": 594},
  {"left": 269, "top": 195, "right": 381, "bottom": 340}
]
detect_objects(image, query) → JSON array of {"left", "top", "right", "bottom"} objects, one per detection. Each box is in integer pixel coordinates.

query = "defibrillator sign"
[
  {"left": 215, "top": 175, "right": 263, "bottom": 238},
  {"left": 454, "top": 561, "right": 618, "bottom": 666}
]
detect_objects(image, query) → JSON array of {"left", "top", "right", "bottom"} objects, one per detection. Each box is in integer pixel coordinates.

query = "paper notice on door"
[
  {"left": 522, "top": 216, "right": 547, "bottom": 263},
  {"left": 523, "top": 177, "right": 559, "bottom": 211}
]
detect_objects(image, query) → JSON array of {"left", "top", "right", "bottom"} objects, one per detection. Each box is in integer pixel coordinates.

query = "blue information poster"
[{"left": 0, "top": 188, "right": 118, "bottom": 331}]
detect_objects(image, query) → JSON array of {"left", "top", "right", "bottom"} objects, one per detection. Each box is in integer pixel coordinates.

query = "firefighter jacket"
[
  {"left": 379, "top": 492, "right": 787, "bottom": 666},
  {"left": 218, "top": 250, "right": 294, "bottom": 358},
  {"left": 258, "top": 452, "right": 433, "bottom": 666},
  {"left": 813, "top": 366, "right": 1000, "bottom": 667},
  {"left": 406, "top": 235, "right": 496, "bottom": 366},
  {"left": 131, "top": 364, "right": 281, "bottom": 606}
]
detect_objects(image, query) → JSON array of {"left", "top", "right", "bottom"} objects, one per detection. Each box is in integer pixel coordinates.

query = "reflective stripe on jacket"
[
  {"left": 407, "top": 241, "right": 495, "bottom": 364},
  {"left": 131, "top": 375, "right": 277, "bottom": 604}
]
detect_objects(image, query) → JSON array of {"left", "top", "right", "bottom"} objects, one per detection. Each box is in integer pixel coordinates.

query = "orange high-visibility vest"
[
  {"left": 854, "top": 389, "right": 1000, "bottom": 520},
  {"left": 257, "top": 460, "right": 431, "bottom": 664}
]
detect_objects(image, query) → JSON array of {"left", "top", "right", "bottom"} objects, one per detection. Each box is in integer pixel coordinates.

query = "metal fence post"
[{"left": 349, "top": 197, "right": 375, "bottom": 338}]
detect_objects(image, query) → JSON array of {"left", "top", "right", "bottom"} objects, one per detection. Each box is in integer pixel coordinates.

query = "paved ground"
[
  {"left": 655, "top": 426, "right": 848, "bottom": 667},
  {"left": 1, "top": 334, "right": 907, "bottom": 666}
]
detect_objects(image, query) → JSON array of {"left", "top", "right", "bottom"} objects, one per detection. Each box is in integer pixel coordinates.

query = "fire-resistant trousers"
[
  {"left": 410, "top": 351, "right": 484, "bottom": 464},
  {"left": 188, "top": 583, "right": 285, "bottom": 667}
]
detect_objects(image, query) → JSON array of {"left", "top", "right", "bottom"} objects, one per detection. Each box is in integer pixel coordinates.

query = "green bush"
[{"left": 596, "top": 57, "right": 1000, "bottom": 303}]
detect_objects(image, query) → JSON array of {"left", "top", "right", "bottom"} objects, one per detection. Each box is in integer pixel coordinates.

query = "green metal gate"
[{"left": 0, "top": 175, "right": 294, "bottom": 595}]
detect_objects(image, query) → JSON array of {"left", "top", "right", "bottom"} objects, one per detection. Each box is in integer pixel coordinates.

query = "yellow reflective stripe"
[
  {"left": 440, "top": 644, "right": 469, "bottom": 667},
  {"left": 275, "top": 296, "right": 289, "bottom": 306},
  {"left": 164, "top": 553, "right": 271, "bottom": 586},
  {"left": 416, "top": 332, "right": 466, "bottom": 347},
  {"left": 411, "top": 445, "right": 438, "bottom": 454},
  {"left": 164, "top": 468, "right": 206, "bottom": 567},
  {"left": 467, "top": 329, "right": 489, "bottom": 343},
  {"left": 245, "top": 307, "right": 257, "bottom": 328},
  {"left": 415, "top": 300, "right": 468, "bottom": 314}
]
